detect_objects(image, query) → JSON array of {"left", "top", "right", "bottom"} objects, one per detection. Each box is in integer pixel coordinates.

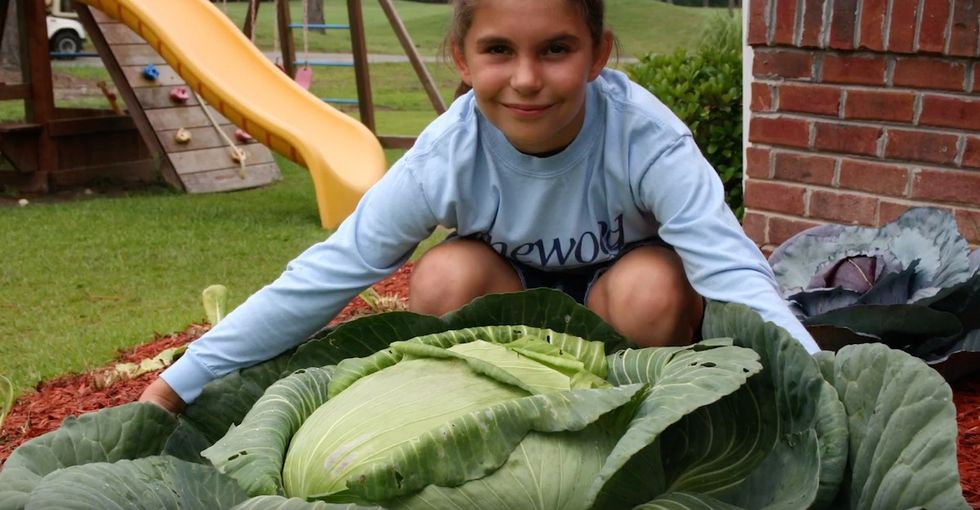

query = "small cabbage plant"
[
  {"left": 0, "top": 290, "right": 969, "bottom": 509},
  {"left": 769, "top": 207, "right": 980, "bottom": 379}
]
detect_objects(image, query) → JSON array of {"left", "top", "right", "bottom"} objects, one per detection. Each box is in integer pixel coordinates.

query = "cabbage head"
[{"left": 769, "top": 207, "right": 980, "bottom": 379}]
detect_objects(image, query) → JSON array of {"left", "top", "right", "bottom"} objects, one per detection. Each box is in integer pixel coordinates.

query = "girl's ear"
[
  {"left": 588, "top": 30, "right": 614, "bottom": 81},
  {"left": 451, "top": 44, "right": 473, "bottom": 86}
]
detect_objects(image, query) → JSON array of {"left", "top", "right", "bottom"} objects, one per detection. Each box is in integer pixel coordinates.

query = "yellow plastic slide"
[{"left": 79, "top": 0, "right": 387, "bottom": 229}]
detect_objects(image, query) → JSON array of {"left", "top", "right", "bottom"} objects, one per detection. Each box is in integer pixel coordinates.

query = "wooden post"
[
  {"left": 75, "top": 4, "right": 179, "bottom": 189},
  {"left": 346, "top": 0, "right": 374, "bottom": 133},
  {"left": 277, "top": 0, "right": 295, "bottom": 78},
  {"left": 378, "top": 0, "right": 444, "bottom": 115},
  {"left": 20, "top": 0, "right": 54, "bottom": 191},
  {"left": 242, "top": 0, "right": 261, "bottom": 40},
  {"left": 0, "top": 0, "right": 10, "bottom": 44}
]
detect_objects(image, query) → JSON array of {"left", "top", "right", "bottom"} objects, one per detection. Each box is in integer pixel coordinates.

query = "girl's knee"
[
  {"left": 588, "top": 247, "right": 701, "bottom": 346},
  {"left": 409, "top": 239, "right": 520, "bottom": 315}
]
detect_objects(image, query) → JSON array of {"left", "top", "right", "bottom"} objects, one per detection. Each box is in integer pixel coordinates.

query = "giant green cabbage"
[{"left": 0, "top": 289, "right": 969, "bottom": 509}]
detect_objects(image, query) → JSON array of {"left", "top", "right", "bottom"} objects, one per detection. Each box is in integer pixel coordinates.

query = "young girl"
[{"left": 141, "top": 0, "right": 819, "bottom": 414}]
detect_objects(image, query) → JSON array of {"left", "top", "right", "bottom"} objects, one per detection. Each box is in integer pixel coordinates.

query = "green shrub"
[{"left": 627, "top": 14, "right": 744, "bottom": 217}]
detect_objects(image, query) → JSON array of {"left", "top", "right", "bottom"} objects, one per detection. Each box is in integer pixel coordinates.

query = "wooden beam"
[
  {"left": 242, "top": 0, "right": 260, "bottom": 41},
  {"left": 75, "top": 3, "right": 181, "bottom": 190},
  {"left": 19, "top": 0, "right": 55, "bottom": 191},
  {"left": 47, "top": 114, "right": 136, "bottom": 137},
  {"left": 347, "top": 0, "right": 374, "bottom": 133},
  {"left": 0, "top": 0, "right": 10, "bottom": 45},
  {"left": 0, "top": 83, "right": 28, "bottom": 100},
  {"left": 377, "top": 135, "right": 416, "bottom": 150},
  {"left": 277, "top": 0, "right": 295, "bottom": 78},
  {"left": 378, "top": 0, "right": 445, "bottom": 115}
]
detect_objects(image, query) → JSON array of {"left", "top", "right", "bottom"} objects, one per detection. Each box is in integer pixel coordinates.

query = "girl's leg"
[
  {"left": 586, "top": 246, "right": 704, "bottom": 347},
  {"left": 409, "top": 239, "right": 523, "bottom": 315}
]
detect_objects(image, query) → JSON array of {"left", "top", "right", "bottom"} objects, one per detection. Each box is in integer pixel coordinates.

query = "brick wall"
[{"left": 744, "top": 0, "right": 980, "bottom": 252}]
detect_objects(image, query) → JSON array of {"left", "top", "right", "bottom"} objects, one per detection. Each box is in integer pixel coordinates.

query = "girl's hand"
[{"left": 138, "top": 378, "right": 187, "bottom": 416}]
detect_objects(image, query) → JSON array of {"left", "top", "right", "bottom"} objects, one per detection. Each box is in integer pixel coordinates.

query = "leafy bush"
[
  {"left": 627, "top": 14, "right": 743, "bottom": 217},
  {"left": 0, "top": 290, "right": 969, "bottom": 509}
]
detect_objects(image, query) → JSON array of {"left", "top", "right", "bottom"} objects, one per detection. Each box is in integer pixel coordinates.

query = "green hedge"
[{"left": 627, "top": 15, "right": 743, "bottom": 217}]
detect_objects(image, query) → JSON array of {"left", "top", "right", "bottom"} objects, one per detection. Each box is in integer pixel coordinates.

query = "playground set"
[{"left": 0, "top": 0, "right": 445, "bottom": 229}]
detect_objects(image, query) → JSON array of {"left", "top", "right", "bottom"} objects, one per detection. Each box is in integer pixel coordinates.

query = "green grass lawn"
[
  {"left": 220, "top": 0, "right": 731, "bottom": 58},
  {"left": 0, "top": 1, "right": 735, "bottom": 398}
]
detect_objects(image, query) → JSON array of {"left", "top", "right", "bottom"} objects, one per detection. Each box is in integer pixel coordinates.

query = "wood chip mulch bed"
[{"left": 1, "top": 261, "right": 979, "bottom": 508}]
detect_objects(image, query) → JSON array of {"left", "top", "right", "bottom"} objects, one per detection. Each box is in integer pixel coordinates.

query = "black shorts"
[{"left": 502, "top": 238, "right": 669, "bottom": 305}]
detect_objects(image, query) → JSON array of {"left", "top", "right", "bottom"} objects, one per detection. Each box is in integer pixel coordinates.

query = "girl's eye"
[
  {"left": 545, "top": 44, "right": 570, "bottom": 56},
  {"left": 486, "top": 45, "right": 510, "bottom": 55}
]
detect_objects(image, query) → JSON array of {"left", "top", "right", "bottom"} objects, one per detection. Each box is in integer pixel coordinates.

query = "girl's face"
[{"left": 452, "top": 0, "right": 612, "bottom": 155}]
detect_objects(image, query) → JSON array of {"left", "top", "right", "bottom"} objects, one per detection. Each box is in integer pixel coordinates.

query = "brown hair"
[
  {"left": 448, "top": 0, "right": 607, "bottom": 51},
  {"left": 446, "top": 0, "right": 612, "bottom": 98}
]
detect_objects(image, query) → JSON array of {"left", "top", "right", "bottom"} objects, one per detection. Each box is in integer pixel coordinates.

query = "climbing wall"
[{"left": 84, "top": 6, "right": 281, "bottom": 193}]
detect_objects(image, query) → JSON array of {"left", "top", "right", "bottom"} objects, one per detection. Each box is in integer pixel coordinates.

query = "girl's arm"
[
  {"left": 637, "top": 135, "right": 821, "bottom": 354},
  {"left": 159, "top": 162, "right": 440, "bottom": 404}
]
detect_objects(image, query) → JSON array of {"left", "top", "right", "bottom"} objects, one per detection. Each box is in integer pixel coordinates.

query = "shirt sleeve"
[
  {"left": 161, "top": 159, "right": 440, "bottom": 403},
  {"left": 636, "top": 134, "right": 821, "bottom": 354}
]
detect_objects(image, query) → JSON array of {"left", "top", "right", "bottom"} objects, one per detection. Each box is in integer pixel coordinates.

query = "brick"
[
  {"left": 843, "top": 89, "right": 915, "bottom": 123},
  {"left": 769, "top": 216, "right": 823, "bottom": 244},
  {"left": 772, "top": 0, "right": 800, "bottom": 45},
  {"left": 919, "top": 94, "right": 980, "bottom": 131},
  {"left": 813, "top": 122, "right": 883, "bottom": 156},
  {"left": 911, "top": 168, "right": 980, "bottom": 204},
  {"left": 799, "top": 0, "right": 826, "bottom": 47},
  {"left": 745, "top": 146, "right": 772, "bottom": 179},
  {"left": 955, "top": 208, "right": 980, "bottom": 244},
  {"left": 751, "top": 82, "right": 774, "bottom": 112},
  {"left": 893, "top": 58, "right": 967, "bottom": 91},
  {"left": 753, "top": 49, "right": 814, "bottom": 80},
  {"left": 857, "top": 0, "right": 888, "bottom": 51},
  {"left": 741, "top": 211, "right": 768, "bottom": 246},
  {"left": 888, "top": 0, "right": 919, "bottom": 53},
  {"left": 829, "top": 0, "right": 859, "bottom": 50},
  {"left": 918, "top": 0, "right": 952, "bottom": 54},
  {"left": 773, "top": 151, "right": 837, "bottom": 185},
  {"left": 745, "top": 180, "right": 807, "bottom": 215},
  {"left": 949, "top": 0, "right": 980, "bottom": 57},
  {"left": 749, "top": 117, "right": 811, "bottom": 149},
  {"left": 809, "top": 189, "right": 878, "bottom": 224},
  {"left": 878, "top": 200, "right": 915, "bottom": 224},
  {"left": 779, "top": 83, "right": 841, "bottom": 116},
  {"left": 821, "top": 54, "right": 887, "bottom": 85},
  {"left": 964, "top": 136, "right": 980, "bottom": 169},
  {"left": 748, "top": 0, "right": 770, "bottom": 45},
  {"left": 839, "top": 159, "right": 909, "bottom": 196},
  {"left": 885, "top": 129, "right": 959, "bottom": 165}
]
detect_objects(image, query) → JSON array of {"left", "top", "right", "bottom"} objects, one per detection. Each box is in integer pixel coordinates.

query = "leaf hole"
[
  {"left": 394, "top": 470, "right": 404, "bottom": 488},
  {"left": 702, "top": 362, "right": 716, "bottom": 368}
]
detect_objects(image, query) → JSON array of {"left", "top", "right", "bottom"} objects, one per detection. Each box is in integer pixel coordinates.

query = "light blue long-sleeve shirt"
[{"left": 162, "top": 69, "right": 819, "bottom": 403}]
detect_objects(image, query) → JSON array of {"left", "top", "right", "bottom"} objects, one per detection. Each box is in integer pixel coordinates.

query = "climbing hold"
[
  {"left": 170, "top": 87, "right": 190, "bottom": 103},
  {"left": 234, "top": 129, "right": 254, "bottom": 143},
  {"left": 142, "top": 64, "right": 160, "bottom": 81},
  {"left": 175, "top": 127, "right": 192, "bottom": 144}
]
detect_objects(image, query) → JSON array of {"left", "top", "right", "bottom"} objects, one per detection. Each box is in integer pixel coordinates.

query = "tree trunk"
[
  {"left": 703, "top": 0, "right": 710, "bottom": 7},
  {"left": 1, "top": 0, "right": 19, "bottom": 69}
]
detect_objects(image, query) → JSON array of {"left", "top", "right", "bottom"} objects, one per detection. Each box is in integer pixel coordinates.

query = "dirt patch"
[{"left": 1, "top": 262, "right": 979, "bottom": 508}]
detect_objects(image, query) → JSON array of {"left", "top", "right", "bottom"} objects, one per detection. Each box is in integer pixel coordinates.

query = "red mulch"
[{"left": 1, "top": 261, "right": 979, "bottom": 508}]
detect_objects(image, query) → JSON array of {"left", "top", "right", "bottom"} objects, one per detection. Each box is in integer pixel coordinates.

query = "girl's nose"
[{"left": 510, "top": 57, "right": 543, "bottom": 95}]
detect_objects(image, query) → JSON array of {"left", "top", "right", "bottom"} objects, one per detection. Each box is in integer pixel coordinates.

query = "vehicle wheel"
[{"left": 51, "top": 31, "right": 81, "bottom": 59}]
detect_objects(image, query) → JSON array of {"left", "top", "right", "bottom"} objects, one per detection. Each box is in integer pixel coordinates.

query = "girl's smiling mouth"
[{"left": 504, "top": 103, "right": 553, "bottom": 117}]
